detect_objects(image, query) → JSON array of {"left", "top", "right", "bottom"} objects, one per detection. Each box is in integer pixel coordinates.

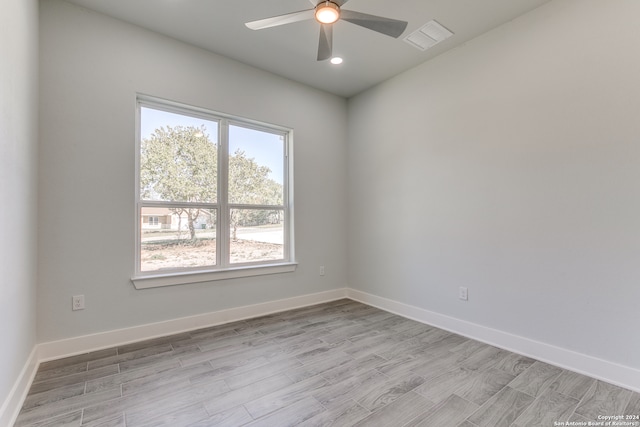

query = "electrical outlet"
[
  {"left": 319, "top": 266, "right": 325, "bottom": 276},
  {"left": 458, "top": 287, "right": 468, "bottom": 301},
  {"left": 72, "top": 295, "right": 85, "bottom": 311}
]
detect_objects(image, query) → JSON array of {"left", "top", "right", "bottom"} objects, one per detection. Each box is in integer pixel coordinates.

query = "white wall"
[
  {"left": 348, "top": 0, "right": 640, "bottom": 370},
  {"left": 38, "top": 0, "right": 348, "bottom": 342},
  {"left": 0, "top": 0, "right": 39, "bottom": 415}
]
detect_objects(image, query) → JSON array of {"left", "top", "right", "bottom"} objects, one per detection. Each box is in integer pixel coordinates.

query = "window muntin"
[{"left": 136, "top": 97, "right": 292, "bottom": 279}]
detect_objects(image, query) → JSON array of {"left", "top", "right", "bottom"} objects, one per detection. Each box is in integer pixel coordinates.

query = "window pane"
[
  {"left": 140, "top": 107, "right": 218, "bottom": 203},
  {"left": 141, "top": 206, "right": 217, "bottom": 271},
  {"left": 230, "top": 209, "right": 284, "bottom": 264},
  {"left": 229, "top": 125, "right": 284, "bottom": 205}
]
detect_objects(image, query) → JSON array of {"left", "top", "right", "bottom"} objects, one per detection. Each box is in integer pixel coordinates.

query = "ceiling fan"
[{"left": 245, "top": 0, "right": 408, "bottom": 61}]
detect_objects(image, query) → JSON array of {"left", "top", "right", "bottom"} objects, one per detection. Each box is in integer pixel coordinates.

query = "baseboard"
[
  {"left": 8, "top": 285, "right": 637, "bottom": 426},
  {"left": 0, "top": 346, "right": 39, "bottom": 427},
  {"left": 347, "top": 288, "right": 640, "bottom": 393},
  {"left": 38, "top": 288, "right": 348, "bottom": 362},
  {"left": 2, "top": 288, "right": 348, "bottom": 425}
]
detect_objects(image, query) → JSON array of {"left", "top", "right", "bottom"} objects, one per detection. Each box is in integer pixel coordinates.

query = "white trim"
[
  {"left": 6, "top": 286, "right": 639, "bottom": 424},
  {"left": 347, "top": 289, "right": 640, "bottom": 393},
  {"left": 38, "top": 288, "right": 347, "bottom": 362},
  {"left": 0, "top": 346, "right": 39, "bottom": 427},
  {"left": 218, "top": 117, "right": 230, "bottom": 267},
  {"left": 2, "top": 288, "right": 347, "bottom": 422},
  {"left": 131, "top": 262, "right": 298, "bottom": 289}
]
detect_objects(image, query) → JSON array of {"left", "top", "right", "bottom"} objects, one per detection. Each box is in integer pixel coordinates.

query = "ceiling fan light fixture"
[
  {"left": 315, "top": 2, "right": 340, "bottom": 24},
  {"left": 245, "top": 1, "right": 408, "bottom": 63}
]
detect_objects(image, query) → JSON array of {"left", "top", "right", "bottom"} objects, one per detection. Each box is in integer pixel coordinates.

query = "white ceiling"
[{"left": 63, "top": 0, "right": 551, "bottom": 98}]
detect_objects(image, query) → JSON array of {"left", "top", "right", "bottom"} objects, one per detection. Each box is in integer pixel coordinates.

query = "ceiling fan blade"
[
  {"left": 245, "top": 9, "right": 314, "bottom": 30},
  {"left": 317, "top": 24, "right": 333, "bottom": 61},
  {"left": 340, "top": 10, "right": 408, "bottom": 38}
]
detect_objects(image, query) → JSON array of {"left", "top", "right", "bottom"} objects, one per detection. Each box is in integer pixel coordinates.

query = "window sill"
[{"left": 131, "top": 262, "right": 298, "bottom": 289}]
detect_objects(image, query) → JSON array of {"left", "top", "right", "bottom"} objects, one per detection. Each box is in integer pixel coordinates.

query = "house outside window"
[{"left": 133, "top": 96, "right": 295, "bottom": 288}]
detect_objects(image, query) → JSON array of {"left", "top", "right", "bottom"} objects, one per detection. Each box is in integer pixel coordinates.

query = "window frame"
[{"left": 132, "top": 95, "right": 296, "bottom": 289}]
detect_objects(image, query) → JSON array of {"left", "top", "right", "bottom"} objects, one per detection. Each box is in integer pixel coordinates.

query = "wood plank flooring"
[{"left": 15, "top": 299, "right": 640, "bottom": 426}]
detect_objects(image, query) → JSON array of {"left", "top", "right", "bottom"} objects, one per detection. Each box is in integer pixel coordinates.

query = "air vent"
[{"left": 404, "top": 20, "right": 453, "bottom": 51}]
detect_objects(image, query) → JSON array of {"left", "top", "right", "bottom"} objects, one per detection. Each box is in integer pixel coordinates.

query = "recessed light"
[{"left": 330, "top": 57, "right": 343, "bottom": 65}]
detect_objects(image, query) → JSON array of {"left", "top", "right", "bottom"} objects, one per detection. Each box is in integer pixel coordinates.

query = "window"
[{"left": 133, "top": 96, "right": 294, "bottom": 288}]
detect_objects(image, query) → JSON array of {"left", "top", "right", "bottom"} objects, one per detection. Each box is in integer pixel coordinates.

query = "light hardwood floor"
[{"left": 15, "top": 299, "right": 640, "bottom": 426}]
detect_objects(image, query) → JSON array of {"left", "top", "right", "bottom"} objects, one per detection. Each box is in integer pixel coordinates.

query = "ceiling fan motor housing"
[{"left": 315, "top": 1, "right": 340, "bottom": 24}]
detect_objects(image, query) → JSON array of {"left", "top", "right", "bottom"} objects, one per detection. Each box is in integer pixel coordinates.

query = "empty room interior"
[{"left": 2, "top": 0, "right": 640, "bottom": 425}]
